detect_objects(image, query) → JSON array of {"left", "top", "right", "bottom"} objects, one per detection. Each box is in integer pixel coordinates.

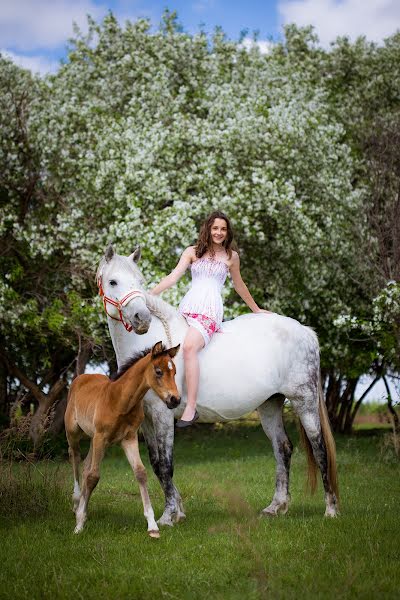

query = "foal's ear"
[
  {"left": 167, "top": 344, "right": 180, "bottom": 358},
  {"left": 105, "top": 244, "right": 115, "bottom": 262},
  {"left": 129, "top": 246, "right": 141, "bottom": 263},
  {"left": 151, "top": 341, "right": 164, "bottom": 357}
]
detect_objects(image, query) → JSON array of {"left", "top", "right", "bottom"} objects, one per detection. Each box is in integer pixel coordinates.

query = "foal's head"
[{"left": 147, "top": 341, "right": 181, "bottom": 409}]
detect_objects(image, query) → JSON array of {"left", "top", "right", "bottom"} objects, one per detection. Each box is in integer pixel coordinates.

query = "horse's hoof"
[
  {"left": 261, "top": 502, "right": 289, "bottom": 517},
  {"left": 174, "top": 510, "right": 186, "bottom": 523},
  {"left": 324, "top": 507, "right": 338, "bottom": 518},
  {"left": 148, "top": 530, "right": 160, "bottom": 538},
  {"left": 157, "top": 514, "right": 174, "bottom": 527},
  {"left": 74, "top": 525, "right": 83, "bottom": 534},
  {"left": 261, "top": 508, "right": 278, "bottom": 517}
]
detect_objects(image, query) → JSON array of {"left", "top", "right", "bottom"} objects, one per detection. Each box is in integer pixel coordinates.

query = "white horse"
[{"left": 96, "top": 245, "right": 339, "bottom": 525}]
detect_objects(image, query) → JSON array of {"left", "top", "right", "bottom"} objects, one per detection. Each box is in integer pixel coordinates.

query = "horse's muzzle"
[
  {"left": 131, "top": 318, "right": 151, "bottom": 335},
  {"left": 166, "top": 395, "right": 181, "bottom": 409}
]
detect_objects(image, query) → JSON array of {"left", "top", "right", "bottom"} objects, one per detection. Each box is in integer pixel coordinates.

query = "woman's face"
[{"left": 210, "top": 218, "right": 228, "bottom": 246}]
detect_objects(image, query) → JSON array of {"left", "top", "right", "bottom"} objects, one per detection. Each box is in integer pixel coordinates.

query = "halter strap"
[{"left": 97, "top": 275, "right": 146, "bottom": 332}]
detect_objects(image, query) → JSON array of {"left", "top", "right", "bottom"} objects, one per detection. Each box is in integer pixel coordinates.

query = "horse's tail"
[
  {"left": 299, "top": 421, "right": 318, "bottom": 494},
  {"left": 300, "top": 376, "right": 339, "bottom": 502}
]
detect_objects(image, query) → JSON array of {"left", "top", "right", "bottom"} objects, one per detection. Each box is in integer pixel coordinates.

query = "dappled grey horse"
[{"left": 96, "top": 245, "right": 338, "bottom": 525}]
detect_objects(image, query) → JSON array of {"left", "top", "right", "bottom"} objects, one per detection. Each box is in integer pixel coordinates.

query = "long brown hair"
[{"left": 194, "top": 210, "right": 236, "bottom": 259}]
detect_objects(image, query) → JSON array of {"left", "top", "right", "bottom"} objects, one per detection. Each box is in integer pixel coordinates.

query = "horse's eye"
[
  {"left": 109, "top": 280, "right": 117, "bottom": 287},
  {"left": 155, "top": 367, "right": 163, "bottom": 378}
]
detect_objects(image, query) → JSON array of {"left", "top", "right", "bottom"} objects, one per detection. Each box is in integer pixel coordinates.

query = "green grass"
[{"left": 1, "top": 423, "right": 399, "bottom": 600}]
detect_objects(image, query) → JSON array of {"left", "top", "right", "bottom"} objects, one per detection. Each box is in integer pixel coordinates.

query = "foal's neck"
[{"left": 111, "top": 355, "right": 151, "bottom": 414}]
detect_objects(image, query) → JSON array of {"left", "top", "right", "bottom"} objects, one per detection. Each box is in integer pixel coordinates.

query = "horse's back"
[{"left": 191, "top": 312, "right": 319, "bottom": 421}]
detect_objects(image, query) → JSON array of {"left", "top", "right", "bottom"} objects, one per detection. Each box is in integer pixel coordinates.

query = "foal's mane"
[{"left": 110, "top": 344, "right": 167, "bottom": 381}]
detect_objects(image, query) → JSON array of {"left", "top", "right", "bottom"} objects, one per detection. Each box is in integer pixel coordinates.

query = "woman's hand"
[{"left": 254, "top": 308, "right": 273, "bottom": 314}]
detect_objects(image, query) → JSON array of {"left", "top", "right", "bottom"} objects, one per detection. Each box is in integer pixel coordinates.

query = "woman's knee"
[{"left": 183, "top": 340, "right": 198, "bottom": 358}]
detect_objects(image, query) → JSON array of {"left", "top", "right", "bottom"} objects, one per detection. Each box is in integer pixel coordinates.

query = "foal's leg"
[
  {"left": 65, "top": 430, "right": 82, "bottom": 513},
  {"left": 69, "top": 442, "right": 82, "bottom": 513},
  {"left": 121, "top": 433, "right": 160, "bottom": 538},
  {"left": 75, "top": 433, "right": 105, "bottom": 533},
  {"left": 258, "top": 394, "right": 293, "bottom": 516},
  {"left": 141, "top": 397, "right": 185, "bottom": 527}
]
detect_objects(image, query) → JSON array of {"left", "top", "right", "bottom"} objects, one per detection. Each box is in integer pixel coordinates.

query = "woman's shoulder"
[
  {"left": 182, "top": 246, "right": 197, "bottom": 262},
  {"left": 228, "top": 250, "right": 239, "bottom": 265}
]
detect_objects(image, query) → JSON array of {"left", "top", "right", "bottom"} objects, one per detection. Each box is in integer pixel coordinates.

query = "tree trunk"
[
  {"left": 0, "top": 359, "right": 7, "bottom": 417},
  {"left": 336, "top": 378, "right": 358, "bottom": 433},
  {"left": 47, "top": 393, "right": 68, "bottom": 436},
  {"left": 348, "top": 375, "right": 381, "bottom": 432},
  {"left": 383, "top": 376, "right": 400, "bottom": 433},
  {"left": 325, "top": 371, "right": 342, "bottom": 425},
  {"left": 29, "top": 377, "right": 68, "bottom": 444},
  {"left": 341, "top": 378, "right": 359, "bottom": 433},
  {"left": 0, "top": 351, "right": 67, "bottom": 444}
]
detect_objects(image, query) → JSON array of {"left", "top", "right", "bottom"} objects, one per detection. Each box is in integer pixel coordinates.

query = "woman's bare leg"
[{"left": 180, "top": 327, "right": 205, "bottom": 421}]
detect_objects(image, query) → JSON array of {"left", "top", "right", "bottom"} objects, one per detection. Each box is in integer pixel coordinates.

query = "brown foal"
[{"left": 64, "top": 341, "right": 180, "bottom": 537}]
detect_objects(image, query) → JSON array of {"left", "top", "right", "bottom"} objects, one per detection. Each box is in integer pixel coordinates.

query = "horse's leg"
[
  {"left": 121, "top": 433, "right": 160, "bottom": 538},
  {"left": 141, "top": 401, "right": 185, "bottom": 527},
  {"left": 65, "top": 428, "right": 82, "bottom": 513},
  {"left": 292, "top": 391, "right": 339, "bottom": 518},
  {"left": 75, "top": 433, "right": 105, "bottom": 533},
  {"left": 258, "top": 394, "right": 293, "bottom": 516},
  {"left": 69, "top": 441, "right": 82, "bottom": 513}
]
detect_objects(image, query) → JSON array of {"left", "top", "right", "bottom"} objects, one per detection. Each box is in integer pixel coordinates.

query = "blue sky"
[{"left": 1, "top": 1, "right": 400, "bottom": 74}]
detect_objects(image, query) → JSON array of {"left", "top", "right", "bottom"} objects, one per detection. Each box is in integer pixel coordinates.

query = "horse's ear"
[
  {"left": 168, "top": 344, "right": 180, "bottom": 358},
  {"left": 129, "top": 246, "right": 141, "bottom": 263},
  {"left": 105, "top": 244, "right": 114, "bottom": 262},
  {"left": 151, "top": 341, "right": 164, "bottom": 357}
]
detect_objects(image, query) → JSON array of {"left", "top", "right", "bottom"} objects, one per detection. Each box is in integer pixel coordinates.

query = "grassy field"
[{"left": 1, "top": 422, "right": 399, "bottom": 600}]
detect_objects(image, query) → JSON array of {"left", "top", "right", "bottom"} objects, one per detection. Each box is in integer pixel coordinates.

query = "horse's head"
[
  {"left": 97, "top": 244, "right": 151, "bottom": 334},
  {"left": 147, "top": 341, "right": 181, "bottom": 409}
]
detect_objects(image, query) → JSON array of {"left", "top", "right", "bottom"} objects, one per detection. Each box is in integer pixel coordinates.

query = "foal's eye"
[
  {"left": 109, "top": 280, "right": 117, "bottom": 286},
  {"left": 155, "top": 367, "right": 163, "bottom": 378}
]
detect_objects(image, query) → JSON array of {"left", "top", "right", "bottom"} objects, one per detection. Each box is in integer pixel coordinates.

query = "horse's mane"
[
  {"left": 143, "top": 291, "right": 179, "bottom": 320},
  {"left": 110, "top": 344, "right": 167, "bottom": 381}
]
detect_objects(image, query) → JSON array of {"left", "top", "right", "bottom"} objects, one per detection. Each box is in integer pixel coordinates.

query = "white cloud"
[
  {"left": 278, "top": 0, "right": 400, "bottom": 45},
  {"left": 1, "top": 49, "right": 59, "bottom": 75},
  {"left": 240, "top": 38, "right": 273, "bottom": 54},
  {"left": 0, "top": 0, "right": 108, "bottom": 51}
]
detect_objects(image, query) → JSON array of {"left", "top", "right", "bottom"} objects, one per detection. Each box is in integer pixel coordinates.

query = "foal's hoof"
[{"left": 148, "top": 530, "right": 160, "bottom": 538}]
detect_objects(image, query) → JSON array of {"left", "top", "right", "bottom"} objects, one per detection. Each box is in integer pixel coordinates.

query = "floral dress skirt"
[{"left": 178, "top": 257, "right": 229, "bottom": 346}]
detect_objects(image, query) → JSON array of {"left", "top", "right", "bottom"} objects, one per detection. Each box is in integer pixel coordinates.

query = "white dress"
[{"left": 178, "top": 256, "right": 229, "bottom": 345}]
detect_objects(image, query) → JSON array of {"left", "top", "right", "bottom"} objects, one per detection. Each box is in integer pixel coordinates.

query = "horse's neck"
[
  {"left": 107, "top": 288, "right": 186, "bottom": 368},
  {"left": 143, "top": 291, "right": 178, "bottom": 321},
  {"left": 111, "top": 359, "right": 150, "bottom": 414},
  {"left": 108, "top": 308, "right": 187, "bottom": 368}
]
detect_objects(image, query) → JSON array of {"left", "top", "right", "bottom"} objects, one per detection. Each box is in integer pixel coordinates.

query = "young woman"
[{"left": 149, "top": 210, "right": 270, "bottom": 427}]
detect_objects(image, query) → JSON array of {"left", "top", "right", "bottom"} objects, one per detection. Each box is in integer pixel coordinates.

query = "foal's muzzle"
[{"left": 166, "top": 395, "right": 181, "bottom": 409}]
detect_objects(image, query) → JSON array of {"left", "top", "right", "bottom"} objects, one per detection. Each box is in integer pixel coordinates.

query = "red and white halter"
[{"left": 97, "top": 275, "right": 146, "bottom": 332}]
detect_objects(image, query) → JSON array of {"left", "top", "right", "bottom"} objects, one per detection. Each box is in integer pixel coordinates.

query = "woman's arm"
[
  {"left": 149, "top": 246, "right": 194, "bottom": 296},
  {"left": 229, "top": 252, "right": 270, "bottom": 313}
]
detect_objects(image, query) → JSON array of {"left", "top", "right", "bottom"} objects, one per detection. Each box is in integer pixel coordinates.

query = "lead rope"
[{"left": 149, "top": 306, "right": 172, "bottom": 347}]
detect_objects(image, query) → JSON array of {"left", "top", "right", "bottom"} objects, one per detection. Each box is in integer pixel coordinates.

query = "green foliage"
[{"left": 1, "top": 15, "right": 399, "bottom": 415}]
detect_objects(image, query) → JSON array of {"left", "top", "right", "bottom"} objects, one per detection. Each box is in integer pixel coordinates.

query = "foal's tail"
[{"left": 300, "top": 377, "right": 339, "bottom": 502}]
